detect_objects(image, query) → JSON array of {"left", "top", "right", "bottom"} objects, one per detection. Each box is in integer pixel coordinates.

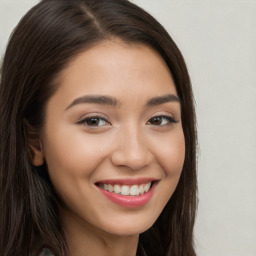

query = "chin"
[{"left": 100, "top": 217, "right": 156, "bottom": 236}]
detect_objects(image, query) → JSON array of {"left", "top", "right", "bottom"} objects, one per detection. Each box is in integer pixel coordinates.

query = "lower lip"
[{"left": 97, "top": 182, "right": 157, "bottom": 208}]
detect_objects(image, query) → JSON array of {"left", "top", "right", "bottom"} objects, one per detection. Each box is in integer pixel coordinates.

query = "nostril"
[{"left": 111, "top": 150, "right": 153, "bottom": 171}]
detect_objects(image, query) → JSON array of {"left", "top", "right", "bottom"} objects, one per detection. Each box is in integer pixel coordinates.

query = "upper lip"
[{"left": 95, "top": 177, "right": 158, "bottom": 185}]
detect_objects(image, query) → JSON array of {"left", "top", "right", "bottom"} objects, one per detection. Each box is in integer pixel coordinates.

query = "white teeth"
[
  {"left": 144, "top": 182, "right": 151, "bottom": 192},
  {"left": 130, "top": 185, "right": 139, "bottom": 196},
  {"left": 139, "top": 184, "right": 144, "bottom": 195},
  {"left": 99, "top": 182, "right": 152, "bottom": 196},
  {"left": 114, "top": 184, "right": 121, "bottom": 194},
  {"left": 107, "top": 184, "right": 113, "bottom": 192},
  {"left": 121, "top": 185, "right": 130, "bottom": 196}
]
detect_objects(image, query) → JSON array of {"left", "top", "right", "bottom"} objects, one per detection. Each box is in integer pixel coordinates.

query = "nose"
[{"left": 110, "top": 124, "right": 154, "bottom": 170}]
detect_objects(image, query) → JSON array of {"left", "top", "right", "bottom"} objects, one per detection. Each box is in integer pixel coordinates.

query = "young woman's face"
[{"left": 38, "top": 41, "right": 185, "bottom": 236}]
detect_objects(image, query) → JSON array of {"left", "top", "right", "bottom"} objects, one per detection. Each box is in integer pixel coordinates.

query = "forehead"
[{"left": 50, "top": 40, "right": 177, "bottom": 107}]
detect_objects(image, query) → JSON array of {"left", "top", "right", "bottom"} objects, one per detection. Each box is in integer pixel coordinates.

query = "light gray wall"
[{"left": 1, "top": 1, "right": 255, "bottom": 256}]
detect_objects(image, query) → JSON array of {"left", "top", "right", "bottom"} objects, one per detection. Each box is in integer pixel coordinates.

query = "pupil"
[
  {"left": 152, "top": 117, "right": 161, "bottom": 125},
  {"left": 88, "top": 118, "right": 99, "bottom": 126}
]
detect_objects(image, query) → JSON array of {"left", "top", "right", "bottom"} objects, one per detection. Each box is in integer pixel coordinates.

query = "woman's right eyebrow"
[{"left": 65, "top": 95, "right": 119, "bottom": 110}]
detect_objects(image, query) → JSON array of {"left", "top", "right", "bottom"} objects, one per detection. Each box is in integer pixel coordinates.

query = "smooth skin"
[{"left": 31, "top": 40, "right": 185, "bottom": 256}]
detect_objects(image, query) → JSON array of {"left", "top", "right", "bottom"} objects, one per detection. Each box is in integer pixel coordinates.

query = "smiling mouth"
[{"left": 95, "top": 181, "right": 155, "bottom": 196}]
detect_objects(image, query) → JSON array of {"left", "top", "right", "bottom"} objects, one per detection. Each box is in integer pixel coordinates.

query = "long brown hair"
[{"left": 0, "top": 0, "right": 197, "bottom": 255}]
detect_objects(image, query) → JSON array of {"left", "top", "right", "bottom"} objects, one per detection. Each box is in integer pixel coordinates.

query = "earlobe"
[{"left": 23, "top": 119, "right": 44, "bottom": 166}]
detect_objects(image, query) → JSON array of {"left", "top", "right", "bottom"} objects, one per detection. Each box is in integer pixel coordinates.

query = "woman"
[{"left": 0, "top": 0, "right": 197, "bottom": 255}]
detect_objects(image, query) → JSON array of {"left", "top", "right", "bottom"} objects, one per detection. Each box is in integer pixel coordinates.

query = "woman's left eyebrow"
[{"left": 146, "top": 94, "right": 180, "bottom": 106}]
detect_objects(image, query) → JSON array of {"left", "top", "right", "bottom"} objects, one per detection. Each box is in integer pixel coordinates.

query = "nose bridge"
[{"left": 111, "top": 122, "right": 152, "bottom": 170}]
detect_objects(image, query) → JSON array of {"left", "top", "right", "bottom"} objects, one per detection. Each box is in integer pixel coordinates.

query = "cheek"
[
  {"left": 151, "top": 128, "right": 185, "bottom": 204},
  {"left": 41, "top": 132, "right": 106, "bottom": 221},
  {"left": 165, "top": 138, "right": 185, "bottom": 176},
  {"left": 152, "top": 128, "right": 185, "bottom": 177},
  {"left": 42, "top": 125, "right": 107, "bottom": 174},
  {"left": 41, "top": 126, "right": 110, "bottom": 202}
]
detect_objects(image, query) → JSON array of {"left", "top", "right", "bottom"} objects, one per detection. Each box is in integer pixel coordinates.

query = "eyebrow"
[
  {"left": 66, "top": 95, "right": 118, "bottom": 110},
  {"left": 146, "top": 94, "right": 180, "bottom": 106},
  {"left": 66, "top": 94, "right": 180, "bottom": 110}
]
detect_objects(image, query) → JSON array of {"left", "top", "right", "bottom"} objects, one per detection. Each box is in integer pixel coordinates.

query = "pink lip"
[
  {"left": 95, "top": 177, "right": 156, "bottom": 185},
  {"left": 97, "top": 181, "right": 157, "bottom": 208}
]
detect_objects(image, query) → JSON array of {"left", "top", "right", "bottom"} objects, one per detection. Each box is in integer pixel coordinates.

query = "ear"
[{"left": 23, "top": 119, "right": 44, "bottom": 166}]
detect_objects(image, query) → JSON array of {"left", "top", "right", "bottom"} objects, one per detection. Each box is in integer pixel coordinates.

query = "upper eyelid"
[
  {"left": 150, "top": 113, "right": 175, "bottom": 119},
  {"left": 147, "top": 114, "right": 178, "bottom": 124},
  {"left": 77, "top": 113, "right": 109, "bottom": 122},
  {"left": 76, "top": 116, "right": 110, "bottom": 127},
  {"left": 149, "top": 113, "right": 178, "bottom": 121}
]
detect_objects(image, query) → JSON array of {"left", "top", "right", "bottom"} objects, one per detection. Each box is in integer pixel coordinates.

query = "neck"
[{"left": 61, "top": 209, "right": 139, "bottom": 256}]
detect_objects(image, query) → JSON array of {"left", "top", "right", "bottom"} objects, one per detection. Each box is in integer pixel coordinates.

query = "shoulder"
[{"left": 39, "top": 248, "right": 55, "bottom": 256}]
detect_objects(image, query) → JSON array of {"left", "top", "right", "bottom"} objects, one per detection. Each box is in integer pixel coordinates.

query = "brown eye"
[
  {"left": 78, "top": 117, "right": 109, "bottom": 127},
  {"left": 86, "top": 118, "right": 100, "bottom": 126},
  {"left": 147, "top": 115, "right": 177, "bottom": 126},
  {"left": 150, "top": 116, "right": 163, "bottom": 125}
]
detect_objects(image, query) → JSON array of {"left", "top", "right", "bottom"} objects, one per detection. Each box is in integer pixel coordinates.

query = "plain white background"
[{"left": 0, "top": 1, "right": 255, "bottom": 256}]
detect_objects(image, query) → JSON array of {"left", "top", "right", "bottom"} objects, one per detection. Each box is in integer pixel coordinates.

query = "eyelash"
[
  {"left": 147, "top": 115, "right": 178, "bottom": 126},
  {"left": 77, "top": 115, "right": 178, "bottom": 128},
  {"left": 77, "top": 116, "right": 110, "bottom": 127}
]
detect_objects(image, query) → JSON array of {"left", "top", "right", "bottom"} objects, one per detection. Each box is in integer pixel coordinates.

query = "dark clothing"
[{"left": 39, "top": 248, "right": 54, "bottom": 256}]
